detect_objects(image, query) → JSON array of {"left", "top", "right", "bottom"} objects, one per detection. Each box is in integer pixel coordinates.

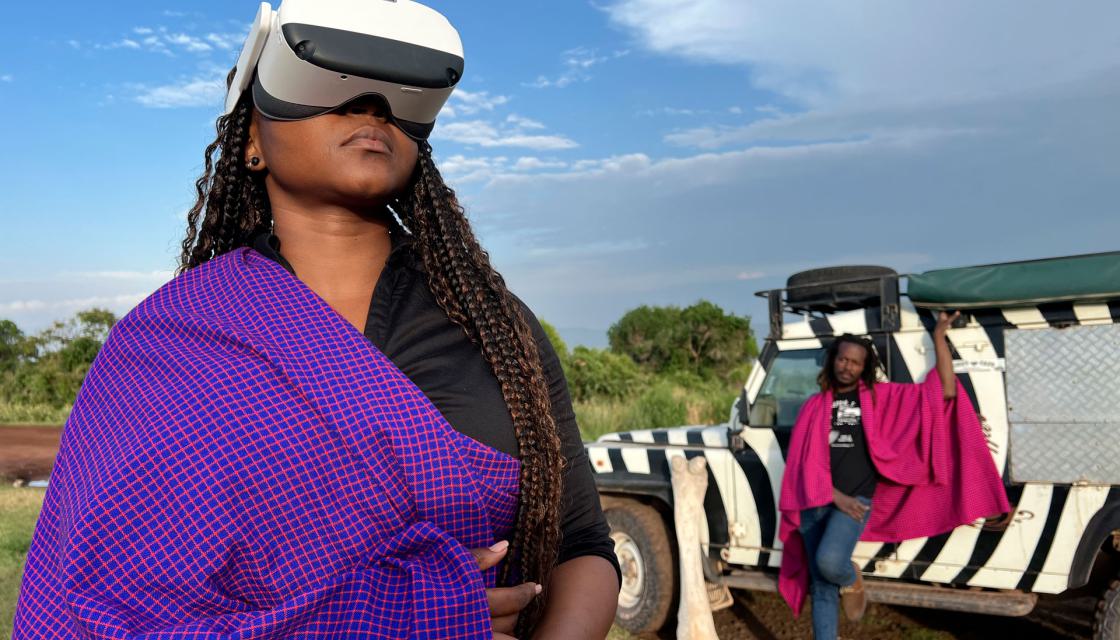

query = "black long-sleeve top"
[{"left": 250, "top": 232, "right": 620, "bottom": 582}]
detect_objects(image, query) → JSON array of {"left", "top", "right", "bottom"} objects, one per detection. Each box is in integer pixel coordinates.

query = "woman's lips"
[
  {"left": 342, "top": 125, "right": 392, "bottom": 154},
  {"left": 343, "top": 137, "right": 390, "bottom": 153}
]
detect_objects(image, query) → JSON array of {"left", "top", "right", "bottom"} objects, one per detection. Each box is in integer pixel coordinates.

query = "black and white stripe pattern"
[{"left": 589, "top": 300, "right": 1118, "bottom": 595}]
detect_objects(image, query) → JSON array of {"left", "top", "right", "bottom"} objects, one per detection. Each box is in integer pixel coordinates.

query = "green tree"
[
  {"left": 565, "top": 346, "right": 645, "bottom": 402},
  {"left": 537, "top": 318, "right": 569, "bottom": 363},
  {"left": 0, "top": 319, "right": 30, "bottom": 373},
  {"left": 608, "top": 300, "right": 757, "bottom": 383},
  {"left": 1, "top": 308, "right": 119, "bottom": 409}
]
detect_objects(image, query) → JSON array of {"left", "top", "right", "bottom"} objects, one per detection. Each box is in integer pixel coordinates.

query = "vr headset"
[{"left": 224, "top": 0, "right": 464, "bottom": 140}]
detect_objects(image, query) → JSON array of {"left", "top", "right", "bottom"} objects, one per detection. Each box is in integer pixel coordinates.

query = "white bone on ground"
[{"left": 671, "top": 455, "right": 719, "bottom": 640}]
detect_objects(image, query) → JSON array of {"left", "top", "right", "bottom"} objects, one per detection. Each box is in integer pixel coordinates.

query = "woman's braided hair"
[{"left": 179, "top": 73, "right": 563, "bottom": 634}]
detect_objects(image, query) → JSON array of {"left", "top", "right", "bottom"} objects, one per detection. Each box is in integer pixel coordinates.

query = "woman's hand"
[
  {"left": 832, "top": 488, "right": 869, "bottom": 522},
  {"left": 470, "top": 541, "right": 541, "bottom": 640}
]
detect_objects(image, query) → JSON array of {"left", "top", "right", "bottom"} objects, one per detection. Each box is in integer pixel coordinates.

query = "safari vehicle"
[{"left": 588, "top": 252, "right": 1120, "bottom": 638}]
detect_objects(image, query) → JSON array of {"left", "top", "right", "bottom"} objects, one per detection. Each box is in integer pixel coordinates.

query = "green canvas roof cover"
[{"left": 907, "top": 251, "right": 1120, "bottom": 308}]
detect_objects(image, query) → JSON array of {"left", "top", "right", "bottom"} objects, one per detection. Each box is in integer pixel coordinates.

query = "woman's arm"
[
  {"left": 520, "top": 303, "right": 620, "bottom": 638},
  {"left": 933, "top": 311, "right": 960, "bottom": 399},
  {"left": 533, "top": 556, "right": 620, "bottom": 639}
]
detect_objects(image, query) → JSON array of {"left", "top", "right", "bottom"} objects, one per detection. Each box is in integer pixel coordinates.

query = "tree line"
[{"left": 0, "top": 301, "right": 758, "bottom": 434}]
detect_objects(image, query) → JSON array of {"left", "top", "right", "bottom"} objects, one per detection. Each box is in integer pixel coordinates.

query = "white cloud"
[
  {"left": 604, "top": 0, "right": 1120, "bottom": 109},
  {"left": 438, "top": 154, "right": 511, "bottom": 184},
  {"left": 0, "top": 294, "right": 148, "bottom": 316},
  {"left": 433, "top": 120, "right": 578, "bottom": 151},
  {"left": 512, "top": 157, "right": 567, "bottom": 172},
  {"left": 526, "top": 47, "right": 628, "bottom": 89},
  {"left": 165, "top": 33, "right": 212, "bottom": 53},
  {"left": 506, "top": 114, "right": 545, "bottom": 130},
  {"left": 205, "top": 33, "right": 242, "bottom": 50},
  {"left": 63, "top": 270, "right": 175, "bottom": 281},
  {"left": 464, "top": 74, "right": 1119, "bottom": 332},
  {"left": 134, "top": 73, "right": 224, "bottom": 108},
  {"left": 0, "top": 74, "right": 12, "bottom": 83},
  {"left": 448, "top": 89, "right": 510, "bottom": 116},
  {"left": 525, "top": 239, "right": 649, "bottom": 258},
  {"left": 92, "top": 26, "right": 243, "bottom": 57}
]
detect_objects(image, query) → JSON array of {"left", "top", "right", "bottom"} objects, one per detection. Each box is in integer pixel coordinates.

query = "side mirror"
[{"left": 735, "top": 388, "right": 750, "bottom": 427}]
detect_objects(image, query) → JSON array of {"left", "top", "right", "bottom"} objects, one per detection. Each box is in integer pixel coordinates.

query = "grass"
[
  {"left": 576, "top": 382, "right": 737, "bottom": 443},
  {"left": 0, "top": 486, "right": 45, "bottom": 637},
  {"left": 0, "top": 402, "right": 70, "bottom": 425}
]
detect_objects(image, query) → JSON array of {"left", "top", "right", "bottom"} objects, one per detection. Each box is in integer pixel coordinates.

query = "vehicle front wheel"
[{"left": 605, "top": 499, "right": 676, "bottom": 634}]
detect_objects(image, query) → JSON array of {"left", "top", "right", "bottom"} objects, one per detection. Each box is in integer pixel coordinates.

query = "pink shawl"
[{"left": 777, "top": 374, "right": 1010, "bottom": 615}]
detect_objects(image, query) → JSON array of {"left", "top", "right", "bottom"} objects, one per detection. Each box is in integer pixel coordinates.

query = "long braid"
[
  {"left": 180, "top": 88, "right": 565, "bottom": 636},
  {"left": 178, "top": 83, "right": 262, "bottom": 272},
  {"left": 406, "top": 146, "right": 563, "bottom": 634}
]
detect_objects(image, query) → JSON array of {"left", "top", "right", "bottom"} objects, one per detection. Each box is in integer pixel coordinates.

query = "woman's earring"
[{"left": 247, "top": 156, "right": 261, "bottom": 169}]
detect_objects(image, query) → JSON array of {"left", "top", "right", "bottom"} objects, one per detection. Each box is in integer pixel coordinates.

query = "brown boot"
[{"left": 840, "top": 561, "right": 867, "bottom": 622}]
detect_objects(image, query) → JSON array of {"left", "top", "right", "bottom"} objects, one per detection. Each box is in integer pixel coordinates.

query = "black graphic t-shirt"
[{"left": 830, "top": 389, "right": 879, "bottom": 499}]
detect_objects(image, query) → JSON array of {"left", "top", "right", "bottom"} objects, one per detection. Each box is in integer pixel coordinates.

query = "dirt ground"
[
  {"left": 0, "top": 425, "right": 1097, "bottom": 638},
  {"left": 699, "top": 590, "right": 1094, "bottom": 640},
  {"left": 0, "top": 425, "right": 61, "bottom": 482}
]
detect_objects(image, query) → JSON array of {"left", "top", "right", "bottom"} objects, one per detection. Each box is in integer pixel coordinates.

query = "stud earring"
[{"left": 247, "top": 156, "right": 261, "bottom": 168}]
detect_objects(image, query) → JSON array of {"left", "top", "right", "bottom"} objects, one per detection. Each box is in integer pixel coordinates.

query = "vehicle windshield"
[{"left": 749, "top": 348, "right": 825, "bottom": 428}]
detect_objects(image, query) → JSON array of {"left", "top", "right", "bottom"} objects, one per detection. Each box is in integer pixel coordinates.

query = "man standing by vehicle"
[{"left": 778, "top": 312, "right": 1010, "bottom": 640}]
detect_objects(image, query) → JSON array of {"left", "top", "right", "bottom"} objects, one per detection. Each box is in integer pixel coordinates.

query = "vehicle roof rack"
[{"left": 755, "top": 273, "right": 902, "bottom": 340}]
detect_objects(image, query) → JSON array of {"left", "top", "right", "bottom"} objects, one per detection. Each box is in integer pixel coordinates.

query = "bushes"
[
  {"left": 566, "top": 347, "right": 645, "bottom": 402},
  {"left": 0, "top": 309, "right": 117, "bottom": 425},
  {"left": 542, "top": 304, "right": 756, "bottom": 441}
]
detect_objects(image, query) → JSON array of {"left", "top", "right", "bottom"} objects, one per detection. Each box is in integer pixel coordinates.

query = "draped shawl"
[
  {"left": 777, "top": 375, "right": 1010, "bottom": 615},
  {"left": 14, "top": 248, "right": 520, "bottom": 639}
]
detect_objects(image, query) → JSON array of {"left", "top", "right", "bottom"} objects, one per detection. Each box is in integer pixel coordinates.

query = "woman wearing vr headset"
[{"left": 14, "top": 2, "right": 618, "bottom": 639}]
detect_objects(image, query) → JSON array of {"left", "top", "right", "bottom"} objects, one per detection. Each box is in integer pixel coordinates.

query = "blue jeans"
[{"left": 799, "top": 496, "right": 872, "bottom": 640}]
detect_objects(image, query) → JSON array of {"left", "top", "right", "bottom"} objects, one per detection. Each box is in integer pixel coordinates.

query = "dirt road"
[
  {"left": 705, "top": 590, "right": 1093, "bottom": 639},
  {"left": 0, "top": 425, "right": 61, "bottom": 482}
]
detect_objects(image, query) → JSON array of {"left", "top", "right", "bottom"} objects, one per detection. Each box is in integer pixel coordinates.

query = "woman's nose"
[{"left": 345, "top": 96, "right": 391, "bottom": 120}]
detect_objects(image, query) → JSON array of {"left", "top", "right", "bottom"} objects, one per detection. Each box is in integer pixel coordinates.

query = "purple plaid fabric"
[{"left": 14, "top": 248, "right": 520, "bottom": 639}]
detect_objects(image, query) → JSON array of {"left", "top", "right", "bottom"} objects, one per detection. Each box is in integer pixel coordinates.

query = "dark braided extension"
[
  {"left": 179, "top": 83, "right": 564, "bottom": 636},
  {"left": 405, "top": 145, "right": 563, "bottom": 634},
  {"left": 178, "top": 71, "right": 270, "bottom": 273}
]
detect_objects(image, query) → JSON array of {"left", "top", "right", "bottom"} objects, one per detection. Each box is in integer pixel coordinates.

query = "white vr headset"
[{"left": 224, "top": 0, "right": 464, "bottom": 140}]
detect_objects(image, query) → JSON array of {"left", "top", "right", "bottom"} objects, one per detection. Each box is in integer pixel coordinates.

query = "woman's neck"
[{"left": 270, "top": 203, "right": 393, "bottom": 332}]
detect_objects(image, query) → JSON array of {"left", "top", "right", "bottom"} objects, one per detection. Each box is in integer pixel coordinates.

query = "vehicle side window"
[{"left": 749, "top": 349, "right": 824, "bottom": 428}]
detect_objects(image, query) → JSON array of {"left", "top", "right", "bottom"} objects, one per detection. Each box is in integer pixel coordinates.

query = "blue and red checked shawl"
[{"left": 14, "top": 247, "right": 520, "bottom": 639}]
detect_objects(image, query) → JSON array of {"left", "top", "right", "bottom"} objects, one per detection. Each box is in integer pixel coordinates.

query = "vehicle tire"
[
  {"left": 605, "top": 499, "right": 676, "bottom": 634},
  {"left": 1095, "top": 578, "right": 1120, "bottom": 640},
  {"left": 786, "top": 265, "right": 897, "bottom": 310}
]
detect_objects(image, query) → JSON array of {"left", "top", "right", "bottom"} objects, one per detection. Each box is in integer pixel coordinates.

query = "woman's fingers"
[
  {"left": 488, "top": 583, "right": 542, "bottom": 617},
  {"left": 492, "top": 612, "right": 518, "bottom": 635},
  {"left": 470, "top": 540, "right": 510, "bottom": 571},
  {"left": 493, "top": 634, "right": 518, "bottom": 640}
]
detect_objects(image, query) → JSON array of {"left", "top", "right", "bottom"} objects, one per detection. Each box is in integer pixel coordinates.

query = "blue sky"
[{"left": 1, "top": 1, "right": 1118, "bottom": 347}]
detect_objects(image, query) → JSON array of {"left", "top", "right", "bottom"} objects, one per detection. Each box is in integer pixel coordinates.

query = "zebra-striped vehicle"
[{"left": 590, "top": 253, "right": 1120, "bottom": 637}]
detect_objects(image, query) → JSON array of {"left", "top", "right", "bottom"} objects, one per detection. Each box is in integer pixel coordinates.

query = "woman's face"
[{"left": 247, "top": 95, "right": 419, "bottom": 210}]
